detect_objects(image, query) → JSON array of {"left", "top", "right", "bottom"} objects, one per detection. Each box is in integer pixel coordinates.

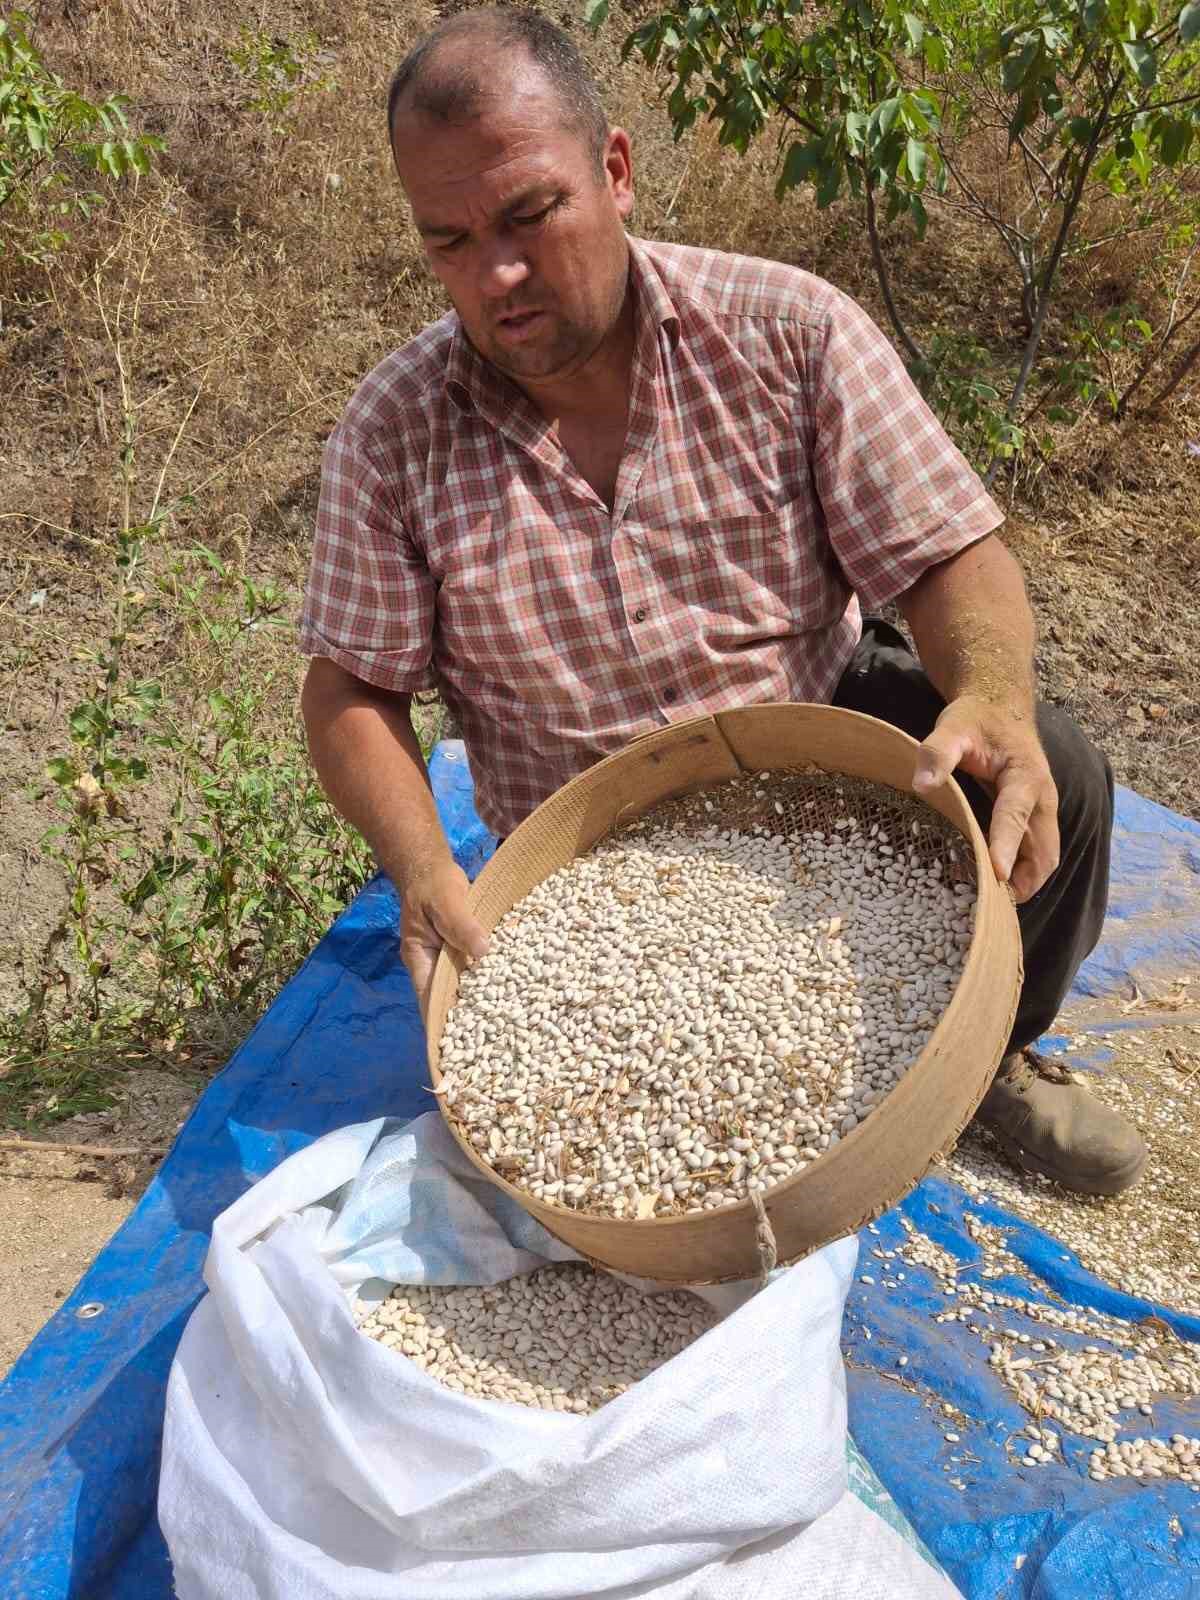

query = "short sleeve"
[
  {"left": 298, "top": 421, "right": 436, "bottom": 694},
  {"left": 810, "top": 290, "right": 1004, "bottom": 610}
]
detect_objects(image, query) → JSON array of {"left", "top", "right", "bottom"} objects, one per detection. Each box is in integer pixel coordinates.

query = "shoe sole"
[{"left": 984, "top": 1125, "right": 1148, "bottom": 1197}]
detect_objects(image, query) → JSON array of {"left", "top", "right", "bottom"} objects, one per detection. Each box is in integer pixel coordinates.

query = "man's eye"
[
  {"left": 515, "top": 203, "right": 555, "bottom": 227},
  {"left": 440, "top": 235, "right": 467, "bottom": 253}
]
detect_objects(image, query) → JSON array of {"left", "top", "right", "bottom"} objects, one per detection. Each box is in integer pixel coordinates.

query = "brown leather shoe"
[{"left": 973, "top": 1049, "right": 1148, "bottom": 1196}]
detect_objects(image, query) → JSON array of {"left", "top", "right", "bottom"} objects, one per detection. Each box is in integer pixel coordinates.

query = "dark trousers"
[{"left": 833, "top": 620, "right": 1113, "bottom": 1054}]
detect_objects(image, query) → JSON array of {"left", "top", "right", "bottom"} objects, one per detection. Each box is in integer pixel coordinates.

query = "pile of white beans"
[
  {"left": 439, "top": 777, "right": 975, "bottom": 1218},
  {"left": 357, "top": 1264, "right": 716, "bottom": 1411}
]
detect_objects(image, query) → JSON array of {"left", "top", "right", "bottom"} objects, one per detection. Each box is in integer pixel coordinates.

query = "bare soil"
[
  {"left": 0, "top": 1067, "right": 202, "bottom": 1375},
  {"left": 0, "top": 1164, "right": 133, "bottom": 1377}
]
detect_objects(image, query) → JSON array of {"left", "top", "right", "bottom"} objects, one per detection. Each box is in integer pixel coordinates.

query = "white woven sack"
[{"left": 159, "top": 1114, "right": 958, "bottom": 1599}]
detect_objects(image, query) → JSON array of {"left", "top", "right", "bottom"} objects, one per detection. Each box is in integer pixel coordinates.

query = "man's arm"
[
  {"left": 301, "top": 657, "right": 489, "bottom": 1013},
  {"left": 897, "top": 533, "right": 1060, "bottom": 904}
]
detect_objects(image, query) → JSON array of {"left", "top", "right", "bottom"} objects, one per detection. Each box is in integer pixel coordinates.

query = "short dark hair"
[{"left": 387, "top": 8, "right": 610, "bottom": 171}]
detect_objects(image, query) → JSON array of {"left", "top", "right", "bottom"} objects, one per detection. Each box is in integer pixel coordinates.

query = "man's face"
[{"left": 391, "top": 63, "right": 634, "bottom": 386}]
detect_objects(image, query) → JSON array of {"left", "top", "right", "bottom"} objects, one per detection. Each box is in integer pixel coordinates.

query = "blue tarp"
[{"left": 1, "top": 742, "right": 1198, "bottom": 1599}]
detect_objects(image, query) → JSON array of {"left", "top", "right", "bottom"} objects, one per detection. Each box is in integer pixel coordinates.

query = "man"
[{"left": 300, "top": 8, "right": 1145, "bottom": 1196}]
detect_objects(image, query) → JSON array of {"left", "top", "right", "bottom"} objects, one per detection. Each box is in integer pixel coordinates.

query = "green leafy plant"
[
  {"left": 909, "top": 331, "right": 1029, "bottom": 462},
  {"left": 0, "top": 9, "right": 162, "bottom": 264},
  {"left": 933, "top": 0, "right": 1200, "bottom": 464},
  {"left": 0, "top": 230, "right": 370, "bottom": 1126},
  {"left": 228, "top": 26, "right": 334, "bottom": 131},
  {"left": 26, "top": 537, "right": 370, "bottom": 1027},
  {"left": 594, "top": 0, "right": 946, "bottom": 367},
  {"left": 592, "top": 0, "right": 1200, "bottom": 474}
]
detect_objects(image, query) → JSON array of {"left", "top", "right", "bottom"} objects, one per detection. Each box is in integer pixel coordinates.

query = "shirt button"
[
  {"left": 633, "top": 607, "right": 647, "bottom": 623},
  {"left": 663, "top": 688, "right": 678, "bottom": 705}
]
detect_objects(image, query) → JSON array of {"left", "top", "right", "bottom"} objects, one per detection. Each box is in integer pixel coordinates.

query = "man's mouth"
[{"left": 496, "top": 309, "right": 547, "bottom": 336}]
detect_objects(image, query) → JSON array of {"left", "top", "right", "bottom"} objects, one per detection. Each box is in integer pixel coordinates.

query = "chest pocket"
[{"left": 638, "top": 504, "right": 843, "bottom": 639}]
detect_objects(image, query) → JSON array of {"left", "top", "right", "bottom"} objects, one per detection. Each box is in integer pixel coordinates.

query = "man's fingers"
[
  {"left": 399, "top": 933, "right": 437, "bottom": 1012},
  {"left": 430, "top": 900, "right": 491, "bottom": 963},
  {"left": 987, "top": 769, "right": 1040, "bottom": 889},
  {"left": 1009, "top": 855, "right": 1041, "bottom": 904},
  {"left": 912, "top": 719, "right": 972, "bottom": 794},
  {"left": 1008, "top": 794, "right": 1061, "bottom": 904}
]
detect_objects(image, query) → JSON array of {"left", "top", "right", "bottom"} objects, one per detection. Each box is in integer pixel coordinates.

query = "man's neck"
[{"left": 515, "top": 287, "right": 637, "bottom": 431}]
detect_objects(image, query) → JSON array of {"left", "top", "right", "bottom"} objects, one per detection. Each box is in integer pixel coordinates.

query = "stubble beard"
[{"left": 475, "top": 248, "right": 631, "bottom": 385}]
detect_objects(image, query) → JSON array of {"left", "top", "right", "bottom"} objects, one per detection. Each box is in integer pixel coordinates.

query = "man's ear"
[{"left": 605, "top": 128, "right": 635, "bottom": 219}]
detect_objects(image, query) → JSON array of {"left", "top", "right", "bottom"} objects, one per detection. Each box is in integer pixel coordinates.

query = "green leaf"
[
  {"left": 777, "top": 138, "right": 823, "bottom": 197},
  {"left": 906, "top": 137, "right": 927, "bottom": 185},
  {"left": 910, "top": 193, "right": 929, "bottom": 239},
  {"left": 69, "top": 702, "right": 108, "bottom": 742},
  {"left": 1159, "top": 118, "right": 1192, "bottom": 164},
  {"left": 902, "top": 12, "right": 924, "bottom": 52},
  {"left": 900, "top": 93, "right": 933, "bottom": 136},
  {"left": 1181, "top": 2, "right": 1200, "bottom": 44},
  {"left": 872, "top": 96, "right": 901, "bottom": 141},
  {"left": 815, "top": 161, "right": 841, "bottom": 209},
  {"left": 1001, "top": 39, "right": 1040, "bottom": 93},
  {"left": 194, "top": 543, "right": 227, "bottom": 576},
  {"left": 1121, "top": 40, "right": 1157, "bottom": 88},
  {"left": 1009, "top": 84, "right": 1041, "bottom": 142},
  {"left": 844, "top": 109, "right": 869, "bottom": 154},
  {"left": 923, "top": 33, "right": 948, "bottom": 73},
  {"left": 125, "top": 855, "right": 196, "bottom": 913},
  {"left": 127, "top": 679, "right": 163, "bottom": 712},
  {"left": 45, "top": 756, "right": 76, "bottom": 785},
  {"left": 1068, "top": 116, "right": 1094, "bottom": 145},
  {"left": 1093, "top": 149, "right": 1128, "bottom": 194}
]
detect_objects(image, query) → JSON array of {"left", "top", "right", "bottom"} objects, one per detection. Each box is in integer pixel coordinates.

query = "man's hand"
[
  {"left": 912, "top": 695, "right": 1059, "bottom": 903},
  {"left": 300, "top": 660, "right": 491, "bottom": 1019},
  {"left": 400, "top": 858, "right": 491, "bottom": 1022}
]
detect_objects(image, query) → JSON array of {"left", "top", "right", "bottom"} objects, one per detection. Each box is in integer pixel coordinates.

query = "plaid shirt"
[{"left": 301, "top": 238, "right": 1002, "bottom": 838}]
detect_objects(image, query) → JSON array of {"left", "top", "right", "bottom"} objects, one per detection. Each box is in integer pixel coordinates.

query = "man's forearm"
[
  {"left": 300, "top": 657, "right": 452, "bottom": 894},
  {"left": 897, "top": 533, "right": 1036, "bottom": 716}
]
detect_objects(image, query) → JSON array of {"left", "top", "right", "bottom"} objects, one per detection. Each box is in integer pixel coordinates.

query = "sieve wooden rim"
[{"left": 425, "top": 703, "right": 1021, "bottom": 1281}]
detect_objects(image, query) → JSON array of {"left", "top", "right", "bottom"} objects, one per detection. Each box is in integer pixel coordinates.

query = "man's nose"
[{"left": 479, "top": 238, "right": 531, "bottom": 300}]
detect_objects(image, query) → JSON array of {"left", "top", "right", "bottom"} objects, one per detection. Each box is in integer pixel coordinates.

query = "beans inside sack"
[{"left": 357, "top": 1264, "right": 716, "bottom": 1413}]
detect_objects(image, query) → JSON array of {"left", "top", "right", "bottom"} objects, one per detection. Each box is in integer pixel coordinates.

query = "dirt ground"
[
  {"left": 0, "top": 1068, "right": 202, "bottom": 1374},
  {"left": 0, "top": 1163, "right": 133, "bottom": 1375}
]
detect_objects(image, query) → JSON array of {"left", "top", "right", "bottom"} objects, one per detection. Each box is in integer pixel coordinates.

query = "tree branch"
[
  {"left": 938, "top": 145, "right": 1035, "bottom": 325},
  {"left": 1113, "top": 235, "right": 1198, "bottom": 417},
  {"left": 863, "top": 176, "right": 926, "bottom": 367},
  {"left": 1142, "top": 334, "right": 1200, "bottom": 410},
  {"left": 984, "top": 82, "right": 1120, "bottom": 484}
]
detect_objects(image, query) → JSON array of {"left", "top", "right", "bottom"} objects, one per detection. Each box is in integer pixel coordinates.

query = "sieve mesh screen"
[{"left": 605, "top": 766, "right": 978, "bottom": 891}]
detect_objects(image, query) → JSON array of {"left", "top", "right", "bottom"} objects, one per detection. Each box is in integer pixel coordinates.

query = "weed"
[
  {"left": 0, "top": 9, "right": 161, "bottom": 268},
  {"left": 228, "top": 26, "right": 335, "bottom": 133},
  {"left": 0, "top": 206, "right": 370, "bottom": 1127}
]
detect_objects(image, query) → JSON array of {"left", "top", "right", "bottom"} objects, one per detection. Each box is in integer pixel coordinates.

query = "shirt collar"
[{"left": 443, "top": 234, "right": 681, "bottom": 416}]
